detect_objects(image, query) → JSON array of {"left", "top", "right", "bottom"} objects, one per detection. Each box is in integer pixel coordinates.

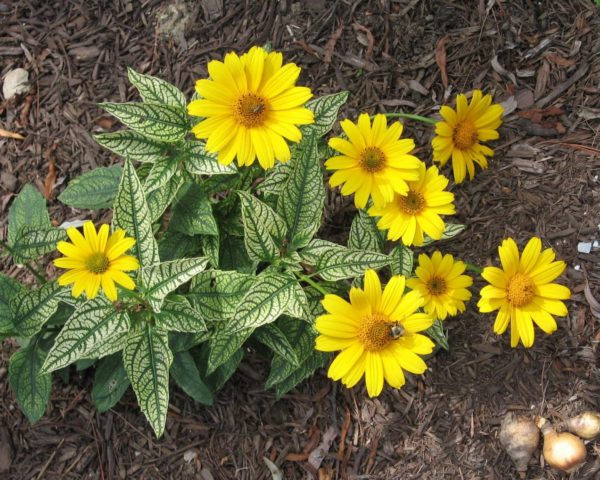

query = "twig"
[
  {"left": 533, "top": 62, "right": 590, "bottom": 108},
  {"left": 35, "top": 438, "right": 64, "bottom": 480}
]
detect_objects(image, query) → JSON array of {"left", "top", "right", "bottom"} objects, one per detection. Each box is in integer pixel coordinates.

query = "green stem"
[
  {"left": 0, "top": 239, "right": 47, "bottom": 284},
  {"left": 466, "top": 263, "right": 483, "bottom": 274},
  {"left": 296, "top": 272, "right": 329, "bottom": 296},
  {"left": 381, "top": 112, "right": 438, "bottom": 126}
]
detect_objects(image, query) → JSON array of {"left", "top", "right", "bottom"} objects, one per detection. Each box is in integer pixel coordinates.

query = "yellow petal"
[
  {"left": 364, "top": 351, "right": 384, "bottom": 397},
  {"left": 328, "top": 342, "right": 364, "bottom": 381},
  {"left": 380, "top": 276, "right": 406, "bottom": 317}
]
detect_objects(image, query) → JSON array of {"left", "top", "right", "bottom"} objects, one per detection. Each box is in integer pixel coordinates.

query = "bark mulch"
[{"left": 1, "top": 0, "right": 600, "bottom": 478}]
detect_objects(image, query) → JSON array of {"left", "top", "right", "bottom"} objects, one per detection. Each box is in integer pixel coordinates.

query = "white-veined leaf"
[
  {"left": 315, "top": 247, "right": 390, "bottom": 281},
  {"left": 0, "top": 274, "right": 21, "bottom": 335},
  {"left": 427, "top": 319, "right": 449, "bottom": 351},
  {"left": 112, "top": 159, "right": 159, "bottom": 268},
  {"left": 185, "top": 141, "right": 237, "bottom": 175},
  {"left": 10, "top": 283, "right": 68, "bottom": 337},
  {"left": 421, "top": 223, "right": 466, "bottom": 246},
  {"left": 253, "top": 324, "right": 299, "bottom": 367},
  {"left": 58, "top": 166, "right": 123, "bottom": 210},
  {"left": 201, "top": 234, "right": 220, "bottom": 268},
  {"left": 11, "top": 226, "right": 67, "bottom": 263},
  {"left": 141, "top": 257, "right": 208, "bottom": 312},
  {"left": 273, "top": 351, "right": 327, "bottom": 398},
  {"left": 301, "top": 91, "right": 349, "bottom": 137},
  {"left": 127, "top": 67, "right": 186, "bottom": 110},
  {"left": 40, "top": 296, "right": 131, "bottom": 373},
  {"left": 298, "top": 238, "right": 345, "bottom": 265},
  {"left": 8, "top": 340, "right": 51, "bottom": 422},
  {"left": 348, "top": 210, "right": 384, "bottom": 252},
  {"left": 238, "top": 191, "right": 287, "bottom": 261},
  {"left": 146, "top": 169, "right": 185, "bottom": 222},
  {"left": 143, "top": 156, "right": 180, "bottom": 193},
  {"left": 259, "top": 162, "right": 291, "bottom": 196},
  {"left": 92, "top": 353, "right": 130, "bottom": 412},
  {"left": 204, "top": 347, "right": 243, "bottom": 390},
  {"left": 276, "top": 134, "right": 325, "bottom": 250},
  {"left": 7, "top": 184, "right": 50, "bottom": 245},
  {"left": 389, "top": 244, "right": 414, "bottom": 277},
  {"left": 207, "top": 326, "right": 252, "bottom": 374},
  {"left": 169, "top": 183, "right": 218, "bottom": 236},
  {"left": 154, "top": 296, "right": 206, "bottom": 332},
  {"left": 170, "top": 351, "right": 213, "bottom": 405},
  {"left": 99, "top": 102, "right": 188, "bottom": 143},
  {"left": 94, "top": 131, "right": 166, "bottom": 163},
  {"left": 123, "top": 324, "right": 172, "bottom": 437}
]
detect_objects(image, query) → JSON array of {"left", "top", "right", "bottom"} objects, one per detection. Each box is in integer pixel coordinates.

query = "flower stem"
[
  {"left": 466, "top": 263, "right": 483, "bottom": 274},
  {"left": 382, "top": 112, "right": 438, "bottom": 126},
  {"left": 296, "top": 272, "right": 329, "bottom": 296},
  {"left": 0, "top": 239, "right": 47, "bottom": 284}
]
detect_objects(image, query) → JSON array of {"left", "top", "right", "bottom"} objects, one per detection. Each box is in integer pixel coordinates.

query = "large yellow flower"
[
  {"left": 477, "top": 237, "right": 571, "bottom": 348},
  {"left": 315, "top": 269, "right": 434, "bottom": 397},
  {"left": 326, "top": 113, "right": 423, "bottom": 208},
  {"left": 407, "top": 251, "right": 473, "bottom": 320},
  {"left": 368, "top": 163, "right": 455, "bottom": 246},
  {"left": 188, "top": 46, "right": 314, "bottom": 169},
  {"left": 54, "top": 221, "right": 139, "bottom": 302},
  {"left": 432, "top": 90, "right": 503, "bottom": 184}
]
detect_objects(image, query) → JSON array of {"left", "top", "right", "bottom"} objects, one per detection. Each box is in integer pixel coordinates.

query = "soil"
[{"left": 1, "top": 0, "right": 600, "bottom": 479}]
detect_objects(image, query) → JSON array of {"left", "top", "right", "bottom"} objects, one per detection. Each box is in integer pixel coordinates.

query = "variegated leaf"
[
  {"left": 301, "top": 91, "right": 349, "bottom": 137},
  {"left": 154, "top": 297, "right": 206, "bottom": 333},
  {"left": 298, "top": 238, "right": 345, "bottom": 265},
  {"left": 11, "top": 226, "right": 67, "bottom": 263},
  {"left": 185, "top": 141, "right": 237, "bottom": 175},
  {"left": 348, "top": 210, "right": 384, "bottom": 252},
  {"left": 0, "top": 274, "right": 22, "bottom": 335},
  {"left": 169, "top": 183, "right": 218, "bottom": 236},
  {"left": 315, "top": 247, "right": 390, "bottom": 281},
  {"left": 253, "top": 323, "right": 299, "bottom": 367},
  {"left": 143, "top": 156, "right": 180, "bottom": 193},
  {"left": 207, "top": 326, "right": 252, "bottom": 374},
  {"left": 8, "top": 184, "right": 50, "bottom": 245},
  {"left": 146, "top": 170, "right": 185, "bottom": 222},
  {"left": 94, "top": 131, "right": 166, "bottom": 163},
  {"left": 127, "top": 67, "right": 186, "bottom": 110},
  {"left": 10, "top": 283, "right": 67, "bottom": 337},
  {"left": 422, "top": 223, "right": 466, "bottom": 246},
  {"left": 259, "top": 162, "right": 291, "bottom": 196},
  {"left": 389, "top": 244, "right": 414, "bottom": 277},
  {"left": 58, "top": 166, "right": 123, "bottom": 210}
]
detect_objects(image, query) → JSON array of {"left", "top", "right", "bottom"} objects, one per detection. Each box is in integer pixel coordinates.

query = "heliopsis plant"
[
  {"left": 315, "top": 270, "right": 435, "bottom": 397},
  {"left": 478, "top": 237, "right": 571, "bottom": 348},
  {"left": 326, "top": 113, "right": 423, "bottom": 208},
  {"left": 407, "top": 251, "right": 473, "bottom": 320},
  {"left": 188, "top": 46, "right": 314, "bottom": 169},
  {"left": 432, "top": 90, "right": 503, "bottom": 183},
  {"left": 368, "top": 163, "right": 456, "bottom": 246}
]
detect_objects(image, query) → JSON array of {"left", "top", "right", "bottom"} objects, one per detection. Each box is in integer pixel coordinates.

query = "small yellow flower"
[
  {"left": 54, "top": 221, "right": 139, "bottom": 301},
  {"left": 407, "top": 251, "right": 473, "bottom": 320},
  {"left": 188, "top": 46, "right": 314, "bottom": 169},
  {"left": 368, "top": 163, "right": 455, "bottom": 246},
  {"left": 326, "top": 113, "right": 423, "bottom": 208},
  {"left": 478, "top": 237, "right": 571, "bottom": 348},
  {"left": 432, "top": 90, "right": 503, "bottom": 184},
  {"left": 315, "top": 269, "right": 434, "bottom": 397}
]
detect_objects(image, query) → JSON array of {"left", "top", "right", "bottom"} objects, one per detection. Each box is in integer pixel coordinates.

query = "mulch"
[{"left": 1, "top": 0, "right": 600, "bottom": 478}]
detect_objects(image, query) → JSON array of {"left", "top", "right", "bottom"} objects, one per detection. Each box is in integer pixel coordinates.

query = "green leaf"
[
  {"left": 123, "top": 324, "right": 173, "bottom": 437},
  {"left": 0, "top": 274, "right": 22, "bottom": 335},
  {"left": 237, "top": 191, "right": 287, "bottom": 262},
  {"left": 204, "top": 348, "right": 243, "bottom": 391},
  {"left": 277, "top": 134, "right": 325, "bottom": 249},
  {"left": 127, "top": 67, "right": 186, "bottom": 110},
  {"left": 169, "top": 183, "right": 218, "bottom": 236},
  {"left": 144, "top": 157, "right": 180, "bottom": 193},
  {"left": 99, "top": 102, "right": 189, "bottom": 143},
  {"left": 92, "top": 353, "right": 130, "bottom": 412},
  {"left": 154, "top": 297, "right": 206, "bottom": 333},
  {"left": 253, "top": 324, "right": 299, "bottom": 367},
  {"left": 259, "top": 162, "right": 291, "bottom": 196},
  {"left": 112, "top": 159, "right": 159, "bottom": 268},
  {"left": 207, "top": 326, "right": 253, "bottom": 374},
  {"left": 389, "top": 244, "right": 414, "bottom": 277},
  {"left": 188, "top": 270, "right": 254, "bottom": 321},
  {"left": 348, "top": 210, "right": 384, "bottom": 252},
  {"left": 298, "top": 239, "right": 345, "bottom": 265},
  {"left": 11, "top": 226, "right": 67, "bottom": 263},
  {"left": 315, "top": 247, "right": 390, "bottom": 281},
  {"left": 274, "top": 351, "right": 327, "bottom": 398},
  {"left": 185, "top": 141, "right": 237, "bottom": 175},
  {"left": 169, "top": 331, "right": 208, "bottom": 353},
  {"left": 301, "top": 91, "right": 349, "bottom": 137},
  {"left": 141, "top": 257, "right": 208, "bottom": 312},
  {"left": 94, "top": 131, "right": 166, "bottom": 163},
  {"left": 422, "top": 223, "right": 466, "bottom": 246},
  {"left": 41, "top": 296, "right": 131, "bottom": 373},
  {"left": 158, "top": 230, "right": 197, "bottom": 262},
  {"left": 427, "top": 319, "right": 449, "bottom": 351},
  {"left": 146, "top": 170, "right": 185, "bottom": 222},
  {"left": 11, "top": 283, "right": 67, "bottom": 337},
  {"left": 170, "top": 351, "right": 213, "bottom": 405},
  {"left": 58, "top": 166, "right": 123, "bottom": 210},
  {"left": 219, "top": 235, "right": 257, "bottom": 273},
  {"left": 9, "top": 340, "right": 52, "bottom": 422},
  {"left": 8, "top": 184, "right": 50, "bottom": 245},
  {"left": 201, "top": 234, "right": 219, "bottom": 267}
]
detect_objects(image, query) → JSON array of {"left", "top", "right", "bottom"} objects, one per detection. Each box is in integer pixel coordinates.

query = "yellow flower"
[
  {"left": 326, "top": 113, "right": 423, "bottom": 208},
  {"left": 54, "top": 221, "right": 139, "bottom": 302},
  {"left": 315, "top": 269, "right": 434, "bottom": 397},
  {"left": 407, "top": 251, "right": 473, "bottom": 320},
  {"left": 477, "top": 237, "right": 571, "bottom": 348},
  {"left": 432, "top": 90, "right": 503, "bottom": 184},
  {"left": 188, "top": 46, "right": 314, "bottom": 169},
  {"left": 368, "top": 163, "right": 455, "bottom": 246}
]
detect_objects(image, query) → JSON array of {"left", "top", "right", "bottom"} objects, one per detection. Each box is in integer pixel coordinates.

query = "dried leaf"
[
  {"left": 352, "top": 23, "right": 374, "bottom": 60},
  {"left": 545, "top": 52, "right": 576, "bottom": 67},
  {"left": 43, "top": 143, "right": 59, "bottom": 200},
  {"left": 491, "top": 55, "right": 517, "bottom": 85},
  {"left": 584, "top": 282, "right": 600, "bottom": 319},
  {"left": 263, "top": 457, "right": 283, "bottom": 480},
  {"left": 435, "top": 36, "right": 449, "bottom": 89},
  {"left": 323, "top": 24, "right": 344, "bottom": 64},
  {"left": 0, "top": 128, "right": 24, "bottom": 140},
  {"left": 308, "top": 426, "right": 337, "bottom": 469}
]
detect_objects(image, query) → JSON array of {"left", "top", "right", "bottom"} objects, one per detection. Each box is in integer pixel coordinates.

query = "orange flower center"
[
  {"left": 452, "top": 120, "right": 478, "bottom": 150},
  {"left": 234, "top": 93, "right": 269, "bottom": 128},
  {"left": 359, "top": 147, "right": 386, "bottom": 173},
  {"left": 397, "top": 190, "right": 425, "bottom": 215},
  {"left": 506, "top": 273, "right": 536, "bottom": 307},
  {"left": 357, "top": 313, "right": 397, "bottom": 352},
  {"left": 86, "top": 252, "right": 110, "bottom": 274},
  {"left": 427, "top": 276, "right": 447, "bottom": 296}
]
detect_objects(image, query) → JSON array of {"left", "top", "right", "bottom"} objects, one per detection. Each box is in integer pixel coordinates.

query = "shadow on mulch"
[{"left": 1, "top": 0, "right": 600, "bottom": 478}]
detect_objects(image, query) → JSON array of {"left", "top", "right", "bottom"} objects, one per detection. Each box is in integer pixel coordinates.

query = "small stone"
[
  {"left": 0, "top": 171, "right": 17, "bottom": 192},
  {"left": 2, "top": 68, "right": 30, "bottom": 100},
  {"left": 577, "top": 242, "right": 592, "bottom": 254}
]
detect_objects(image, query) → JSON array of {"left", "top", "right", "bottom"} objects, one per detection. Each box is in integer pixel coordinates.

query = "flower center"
[
  {"left": 85, "top": 252, "right": 110, "bottom": 274},
  {"left": 452, "top": 120, "right": 479, "bottom": 150},
  {"left": 359, "top": 147, "right": 386, "bottom": 173},
  {"left": 357, "top": 313, "right": 398, "bottom": 352},
  {"left": 506, "top": 273, "right": 536, "bottom": 307},
  {"left": 427, "top": 276, "right": 447, "bottom": 296},
  {"left": 234, "top": 93, "right": 269, "bottom": 128},
  {"left": 397, "top": 190, "right": 425, "bottom": 215}
]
